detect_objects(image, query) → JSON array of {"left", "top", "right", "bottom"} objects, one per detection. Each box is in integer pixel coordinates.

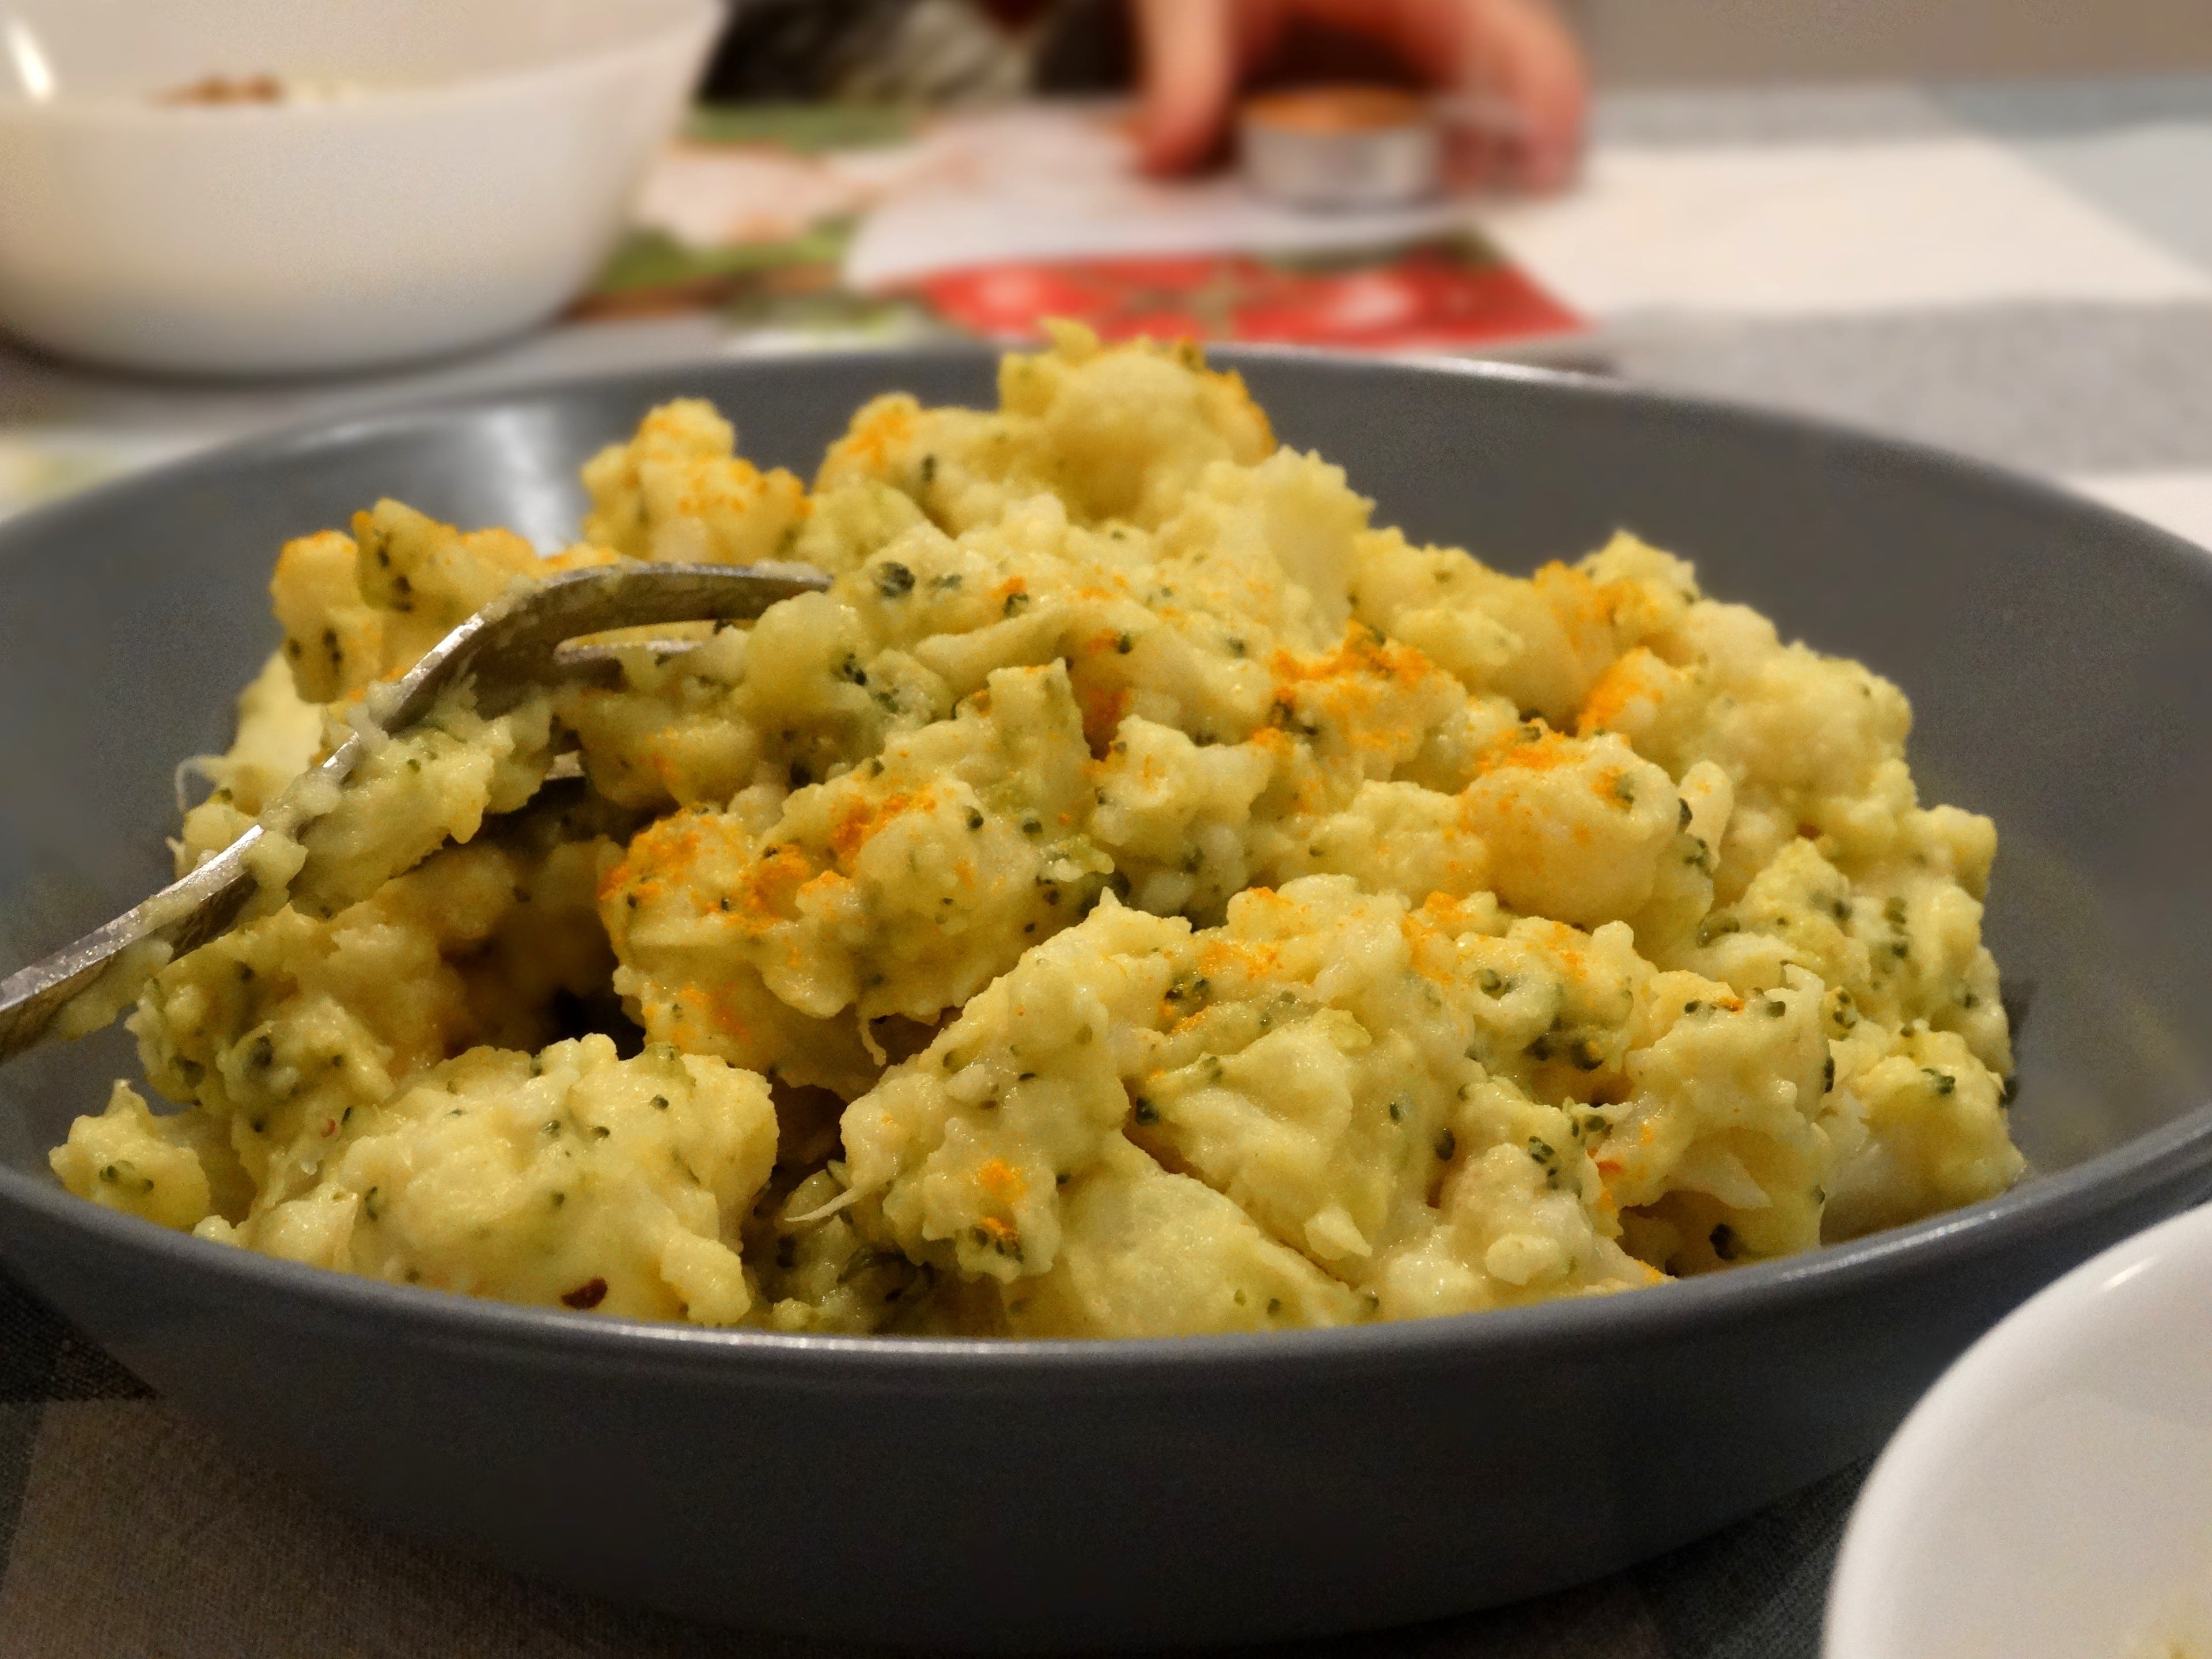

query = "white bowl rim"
[
  {"left": 0, "top": 0, "right": 721, "bottom": 125},
  {"left": 1824, "top": 1198, "right": 2212, "bottom": 1657}
]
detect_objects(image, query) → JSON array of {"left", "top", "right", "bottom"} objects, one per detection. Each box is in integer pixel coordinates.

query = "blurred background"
[
  {"left": 4, "top": 0, "right": 2212, "bottom": 551},
  {"left": 1575, "top": 0, "right": 2212, "bottom": 83}
]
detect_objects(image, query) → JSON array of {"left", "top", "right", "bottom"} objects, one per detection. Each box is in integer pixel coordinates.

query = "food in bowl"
[{"left": 44, "top": 325, "right": 2025, "bottom": 1336}]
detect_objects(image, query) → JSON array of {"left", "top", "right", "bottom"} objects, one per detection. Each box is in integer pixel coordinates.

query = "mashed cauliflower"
[{"left": 50, "top": 324, "right": 2024, "bottom": 1335}]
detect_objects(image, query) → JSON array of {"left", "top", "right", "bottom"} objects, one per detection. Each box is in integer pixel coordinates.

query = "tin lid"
[{"left": 1239, "top": 86, "right": 1443, "bottom": 210}]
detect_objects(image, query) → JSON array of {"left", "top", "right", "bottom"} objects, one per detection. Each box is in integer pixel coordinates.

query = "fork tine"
[{"left": 378, "top": 562, "right": 827, "bottom": 724}]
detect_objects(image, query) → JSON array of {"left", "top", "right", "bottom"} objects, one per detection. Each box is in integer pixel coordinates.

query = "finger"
[
  {"left": 1134, "top": 0, "right": 1241, "bottom": 176},
  {"left": 1463, "top": 0, "right": 1588, "bottom": 188},
  {"left": 1312, "top": 0, "right": 1506, "bottom": 184},
  {"left": 1298, "top": 0, "right": 1586, "bottom": 190}
]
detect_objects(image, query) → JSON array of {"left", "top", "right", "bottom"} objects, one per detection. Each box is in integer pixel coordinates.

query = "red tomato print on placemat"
[{"left": 913, "top": 238, "right": 1581, "bottom": 351}]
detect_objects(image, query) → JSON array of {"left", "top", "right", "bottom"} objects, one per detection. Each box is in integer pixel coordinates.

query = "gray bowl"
[{"left": 2, "top": 349, "right": 2209, "bottom": 1651}]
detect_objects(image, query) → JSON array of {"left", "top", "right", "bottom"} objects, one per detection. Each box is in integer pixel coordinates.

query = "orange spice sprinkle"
[
  {"left": 1477, "top": 729, "right": 1581, "bottom": 777},
  {"left": 828, "top": 790, "right": 933, "bottom": 866},
  {"left": 824, "top": 399, "right": 918, "bottom": 473},
  {"left": 1268, "top": 624, "right": 1438, "bottom": 694},
  {"left": 976, "top": 1158, "right": 1028, "bottom": 1205},
  {"left": 732, "top": 844, "right": 815, "bottom": 927},
  {"left": 1576, "top": 649, "right": 1664, "bottom": 736}
]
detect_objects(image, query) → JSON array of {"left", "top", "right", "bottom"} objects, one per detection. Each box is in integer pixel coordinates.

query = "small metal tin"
[{"left": 1239, "top": 86, "right": 1443, "bottom": 211}]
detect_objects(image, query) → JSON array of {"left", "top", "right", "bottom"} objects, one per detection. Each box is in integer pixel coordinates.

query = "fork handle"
[{"left": 0, "top": 834, "right": 264, "bottom": 1064}]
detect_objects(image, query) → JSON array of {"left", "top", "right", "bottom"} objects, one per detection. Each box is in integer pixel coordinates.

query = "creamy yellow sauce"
[{"left": 51, "top": 324, "right": 2025, "bottom": 1335}]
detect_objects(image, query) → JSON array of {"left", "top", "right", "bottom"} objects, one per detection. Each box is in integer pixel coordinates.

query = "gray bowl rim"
[{"left": 3, "top": 341, "right": 2210, "bottom": 1385}]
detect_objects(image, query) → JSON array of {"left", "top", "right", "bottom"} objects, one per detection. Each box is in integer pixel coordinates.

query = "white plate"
[{"left": 1827, "top": 1202, "right": 2212, "bottom": 1659}]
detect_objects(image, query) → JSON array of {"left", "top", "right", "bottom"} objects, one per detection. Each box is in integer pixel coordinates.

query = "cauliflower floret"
[
  {"left": 603, "top": 663, "right": 1111, "bottom": 1096},
  {"left": 225, "top": 1036, "right": 777, "bottom": 1326},
  {"left": 1602, "top": 968, "right": 1834, "bottom": 1272},
  {"left": 579, "top": 397, "right": 809, "bottom": 566},
  {"left": 817, "top": 320, "right": 1273, "bottom": 536},
  {"left": 272, "top": 499, "right": 614, "bottom": 702},
  {"left": 1003, "top": 1136, "right": 1366, "bottom": 1337},
  {"left": 50, "top": 1082, "right": 247, "bottom": 1232},
  {"left": 281, "top": 690, "right": 556, "bottom": 921},
  {"left": 1821, "top": 1024, "right": 2023, "bottom": 1241},
  {"left": 1457, "top": 728, "right": 1680, "bottom": 927}
]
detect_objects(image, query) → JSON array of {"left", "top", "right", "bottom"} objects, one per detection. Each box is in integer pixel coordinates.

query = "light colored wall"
[{"left": 1569, "top": 0, "right": 2212, "bottom": 85}]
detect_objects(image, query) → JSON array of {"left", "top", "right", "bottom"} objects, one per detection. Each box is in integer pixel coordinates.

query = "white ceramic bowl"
[
  {"left": 1827, "top": 1202, "right": 2212, "bottom": 1659},
  {"left": 0, "top": 0, "right": 718, "bottom": 376}
]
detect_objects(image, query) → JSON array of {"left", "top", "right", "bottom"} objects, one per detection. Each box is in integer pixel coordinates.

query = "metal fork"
[{"left": 0, "top": 561, "right": 828, "bottom": 1065}]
